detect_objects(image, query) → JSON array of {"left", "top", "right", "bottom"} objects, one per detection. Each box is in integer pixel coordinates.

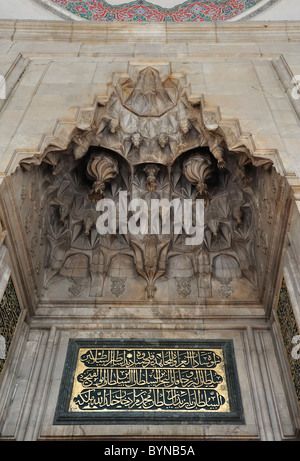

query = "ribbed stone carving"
[
  {"left": 183, "top": 154, "right": 214, "bottom": 198},
  {"left": 86, "top": 153, "right": 119, "bottom": 202}
]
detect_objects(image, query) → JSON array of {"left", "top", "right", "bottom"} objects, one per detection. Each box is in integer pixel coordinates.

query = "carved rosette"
[
  {"left": 86, "top": 153, "right": 119, "bottom": 203},
  {"left": 183, "top": 155, "right": 214, "bottom": 198}
]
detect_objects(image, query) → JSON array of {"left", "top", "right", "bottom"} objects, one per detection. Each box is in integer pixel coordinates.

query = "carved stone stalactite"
[
  {"left": 183, "top": 154, "right": 214, "bottom": 199},
  {"left": 143, "top": 164, "right": 160, "bottom": 192},
  {"left": 86, "top": 153, "right": 119, "bottom": 203},
  {"left": 131, "top": 235, "right": 170, "bottom": 300}
]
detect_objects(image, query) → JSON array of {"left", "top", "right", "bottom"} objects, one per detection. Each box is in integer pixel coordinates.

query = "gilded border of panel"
[
  {"left": 0, "top": 276, "right": 21, "bottom": 375},
  {"left": 276, "top": 277, "right": 300, "bottom": 407},
  {"left": 54, "top": 339, "right": 244, "bottom": 425}
]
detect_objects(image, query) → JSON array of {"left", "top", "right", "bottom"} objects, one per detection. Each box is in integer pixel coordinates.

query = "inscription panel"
[{"left": 54, "top": 339, "right": 244, "bottom": 425}]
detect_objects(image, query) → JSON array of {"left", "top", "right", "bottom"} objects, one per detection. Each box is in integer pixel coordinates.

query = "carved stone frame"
[{"left": 53, "top": 338, "right": 244, "bottom": 426}]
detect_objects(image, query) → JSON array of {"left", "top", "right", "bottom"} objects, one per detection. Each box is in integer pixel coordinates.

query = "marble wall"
[{"left": 0, "top": 20, "right": 299, "bottom": 440}]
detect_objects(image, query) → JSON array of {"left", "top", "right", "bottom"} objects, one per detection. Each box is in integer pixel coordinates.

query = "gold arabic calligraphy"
[
  {"left": 70, "top": 347, "right": 230, "bottom": 413},
  {"left": 80, "top": 349, "right": 222, "bottom": 369}
]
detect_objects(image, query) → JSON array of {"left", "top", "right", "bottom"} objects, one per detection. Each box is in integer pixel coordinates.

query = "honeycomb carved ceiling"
[{"left": 3, "top": 66, "right": 291, "bottom": 310}]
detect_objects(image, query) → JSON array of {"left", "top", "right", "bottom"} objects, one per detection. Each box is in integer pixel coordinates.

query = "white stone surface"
[
  {"left": 0, "top": 0, "right": 61, "bottom": 20},
  {"left": 251, "top": 0, "right": 300, "bottom": 21}
]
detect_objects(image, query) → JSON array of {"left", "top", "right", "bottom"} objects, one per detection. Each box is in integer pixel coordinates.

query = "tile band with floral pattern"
[{"left": 44, "top": 0, "right": 281, "bottom": 21}]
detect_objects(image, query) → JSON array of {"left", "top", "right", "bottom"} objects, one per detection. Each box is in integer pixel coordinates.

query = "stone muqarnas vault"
[{"left": 5, "top": 66, "right": 291, "bottom": 308}]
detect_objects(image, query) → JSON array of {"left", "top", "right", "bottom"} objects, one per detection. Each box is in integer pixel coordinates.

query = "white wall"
[
  {"left": 0, "top": 0, "right": 61, "bottom": 20},
  {"left": 251, "top": 0, "right": 300, "bottom": 21}
]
